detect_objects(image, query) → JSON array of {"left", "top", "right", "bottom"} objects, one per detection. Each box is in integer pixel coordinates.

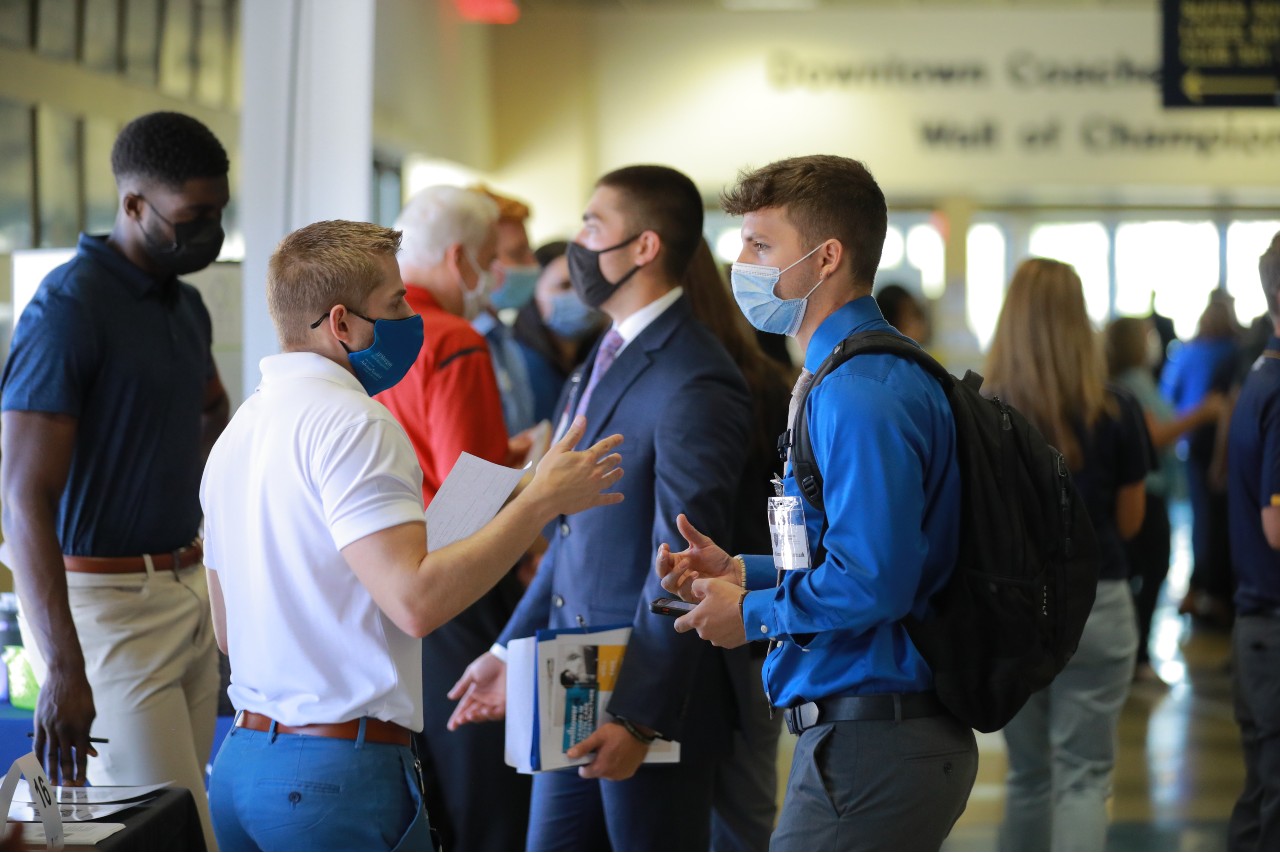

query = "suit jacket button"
[
  {"left": 554, "top": 595, "right": 565, "bottom": 608},
  {"left": 560, "top": 521, "right": 571, "bottom": 537}
]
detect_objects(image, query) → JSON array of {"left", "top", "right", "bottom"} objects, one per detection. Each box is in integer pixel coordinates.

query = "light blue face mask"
[
  {"left": 545, "top": 291, "right": 602, "bottom": 340},
  {"left": 491, "top": 265, "right": 539, "bottom": 311},
  {"left": 730, "top": 244, "right": 825, "bottom": 337}
]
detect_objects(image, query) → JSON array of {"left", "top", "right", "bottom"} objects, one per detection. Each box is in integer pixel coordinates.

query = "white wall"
[
  {"left": 374, "top": 0, "right": 493, "bottom": 168},
  {"left": 490, "top": 6, "right": 1280, "bottom": 241}
]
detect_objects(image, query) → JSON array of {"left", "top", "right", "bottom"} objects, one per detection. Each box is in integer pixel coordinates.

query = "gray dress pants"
[
  {"left": 1229, "top": 614, "right": 1280, "bottom": 851},
  {"left": 771, "top": 711, "right": 977, "bottom": 851}
]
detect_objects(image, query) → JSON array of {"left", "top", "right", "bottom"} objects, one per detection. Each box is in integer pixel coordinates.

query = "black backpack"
[{"left": 786, "top": 330, "right": 1100, "bottom": 733}]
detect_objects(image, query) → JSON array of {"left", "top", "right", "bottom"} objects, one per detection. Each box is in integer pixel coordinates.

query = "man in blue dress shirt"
[
  {"left": 1227, "top": 230, "right": 1280, "bottom": 851},
  {"left": 659, "top": 154, "right": 977, "bottom": 851}
]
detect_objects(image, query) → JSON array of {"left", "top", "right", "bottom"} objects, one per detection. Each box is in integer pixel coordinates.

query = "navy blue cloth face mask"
[{"left": 311, "top": 309, "right": 424, "bottom": 396}]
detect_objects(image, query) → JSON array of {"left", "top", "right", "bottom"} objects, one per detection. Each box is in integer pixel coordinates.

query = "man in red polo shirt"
[
  {"left": 378, "top": 185, "right": 507, "bottom": 501},
  {"left": 376, "top": 184, "right": 531, "bottom": 851}
]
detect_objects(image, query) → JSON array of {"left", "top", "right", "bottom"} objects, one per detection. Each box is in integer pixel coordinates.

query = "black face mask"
[
  {"left": 139, "top": 199, "right": 225, "bottom": 277},
  {"left": 566, "top": 234, "right": 642, "bottom": 309}
]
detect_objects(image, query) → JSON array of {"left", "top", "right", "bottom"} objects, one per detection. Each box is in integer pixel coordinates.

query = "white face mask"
[{"left": 459, "top": 251, "right": 496, "bottom": 321}]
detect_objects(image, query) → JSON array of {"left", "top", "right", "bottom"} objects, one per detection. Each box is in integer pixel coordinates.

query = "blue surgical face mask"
[
  {"left": 730, "top": 244, "right": 826, "bottom": 337},
  {"left": 313, "top": 309, "right": 424, "bottom": 396},
  {"left": 545, "top": 291, "right": 602, "bottom": 340},
  {"left": 490, "top": 265, "right": 539, "bottom": 311}
]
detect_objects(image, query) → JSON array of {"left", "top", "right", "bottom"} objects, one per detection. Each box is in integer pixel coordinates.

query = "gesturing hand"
[
  {"left": 526, "top": 415, "right": 624, "bottom": 518},
  {"left": 446, "top": 652, "right": 507, "bottom": 730},
  {"left": 656, "top": 514, "right": 735, "bottom": 603},
  {"left": 673, "top": 578, "right": 749, "bottom": 649}
]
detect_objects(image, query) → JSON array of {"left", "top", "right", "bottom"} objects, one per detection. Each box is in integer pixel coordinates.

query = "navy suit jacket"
[{"left": 499, "top": 296, "right": 752, "bottom": 744}]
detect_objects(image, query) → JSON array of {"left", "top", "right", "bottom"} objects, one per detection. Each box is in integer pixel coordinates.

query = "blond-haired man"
[{"left": 200, "top": 220, "right": 623, "bottom": 851}]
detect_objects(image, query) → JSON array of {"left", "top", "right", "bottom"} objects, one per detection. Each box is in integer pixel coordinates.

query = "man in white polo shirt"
[{"left": 199, "top": 220, "right": 624, "bottom": 851}]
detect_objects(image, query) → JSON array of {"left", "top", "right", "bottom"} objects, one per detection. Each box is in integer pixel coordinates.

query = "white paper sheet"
[
  {"left": 425, "top": 452, "right": 525, "bottom": 551},
  {"left": 20, "top": 821, "right": 124, "bottom": 846},
  {"left": 14, "top": 779, "right": 171, "bottom": 805},
  {"left": 503, "top": 636, "right": 537, "bottom": 772},
  {"left": 8, "top": 800, "right": 138, "bottom": 822}
]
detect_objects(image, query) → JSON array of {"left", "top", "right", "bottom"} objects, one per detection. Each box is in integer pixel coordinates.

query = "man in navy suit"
[{"left": 448, "top": 165, "right": 752, "bottom": 851}]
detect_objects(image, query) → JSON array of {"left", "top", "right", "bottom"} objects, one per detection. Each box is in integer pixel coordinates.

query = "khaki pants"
[{"left": 19, "top": 562, "right": 220, "bottom": 850}]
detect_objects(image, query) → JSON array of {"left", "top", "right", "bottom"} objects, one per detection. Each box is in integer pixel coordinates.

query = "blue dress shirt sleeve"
[{"left": 740, "top": 371, "right": 938, "bottom": 643}]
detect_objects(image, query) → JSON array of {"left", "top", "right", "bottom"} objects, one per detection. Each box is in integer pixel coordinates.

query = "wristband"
[
  {"left": 734, "top": 555, "right": 747, "bottom": 589},
  {"left": 615, "top": 717, "right": 657, "bottom": 745}
]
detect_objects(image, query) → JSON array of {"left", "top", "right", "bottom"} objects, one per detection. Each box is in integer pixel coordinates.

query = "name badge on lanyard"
[{"left": 768, "top": 495, "right": 811, "bottom": 572}]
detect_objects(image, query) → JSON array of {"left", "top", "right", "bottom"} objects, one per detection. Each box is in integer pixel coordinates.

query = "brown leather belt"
[
  {"left": 236, "top": 711, "right": 413, "bottom": 747},
  {"left": 63, "top": 541, "right": 203, "bottom": 574}
]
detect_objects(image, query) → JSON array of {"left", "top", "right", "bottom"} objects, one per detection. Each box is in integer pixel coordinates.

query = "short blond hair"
[{"left": 267, "top": 220, "right": 402, "bottom": 349}]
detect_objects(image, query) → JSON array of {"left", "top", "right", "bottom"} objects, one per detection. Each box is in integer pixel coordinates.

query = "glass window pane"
[
  {"left": 0, "top": 0, "right": 32, "bottom": 49},
  {"left": 36, "top": 106, "right": 80, "bottom": 248},
  {"left": 880, "top": 225, "right": 905, "bottom": 269},
  {"left": 82, "top": 0, "right": 120, "bottom": 73},
  {"left": 123, "top": 0, "right": 160, "bottom": 86},
  {"left": 36, "top": 0, "right": 77, "bottom": 60},
  {"left": 1226, "top": 222, "right": 1280, "bottom": 327},
  {"left": 1028, "top": 223, "right": 1111, "bottom": 325},
  {"left": 1115, "top": 221, "right": 1219, "bottom": 339},
  {"left": 194, "top": 0, "right": 228, "bottom": 106},
  {"left": 225, "top": 0, "right": 240, "bottom": 111},
  {"left": 159, "top": 0, "right": 194, "bottom": 98},
  {"left": 0, "top": 98, "right": 33, "bottom": 253},
  {"left": 966, "top": 223, "right": 1006, "bottom": 351},
  {"left": 83, "top": 117, "right": 118, "bottom": 234},
  {"left": 906, "top": 223, "right": 945, "bottom": 299}
]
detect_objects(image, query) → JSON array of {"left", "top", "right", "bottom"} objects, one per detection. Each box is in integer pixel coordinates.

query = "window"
[
  {"left": 966, "top": 223, "right": 1006, "bottom": 350},
  {"left": 1226, "top": 221, "right": 1280, "bottom": 327},
  {"left": 1115, "top": 221, "right": 1219, "bottom": 340},
  {"left": 906, "top": 223, "right": 945, "bottom": 299}
]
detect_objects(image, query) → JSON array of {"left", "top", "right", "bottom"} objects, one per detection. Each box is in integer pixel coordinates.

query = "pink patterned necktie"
[{"left": 574, "top": 329, "right": 625, "bottom": 420}]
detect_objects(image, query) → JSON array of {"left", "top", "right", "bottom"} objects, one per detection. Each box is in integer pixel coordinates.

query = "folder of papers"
[{"left": 504, "top": 624, "right": 680, "bottom": 773}]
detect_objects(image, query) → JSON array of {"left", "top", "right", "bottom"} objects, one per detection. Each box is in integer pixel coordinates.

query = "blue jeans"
[
  {"left": 209, "top": 722, "right": 433, "bottom": 851},
  {"left": 999, "top": 580, "right": 1138, "bottom": 851}
]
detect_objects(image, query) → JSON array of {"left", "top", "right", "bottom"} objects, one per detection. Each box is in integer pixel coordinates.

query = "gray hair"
[{"left": 395, "top": 185, "right": 499, "bottom": 268}]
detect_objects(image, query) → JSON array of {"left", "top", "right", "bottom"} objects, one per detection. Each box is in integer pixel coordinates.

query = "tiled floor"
[{"left": 775, "top": 501, "right": 1246, "bottom": 851}]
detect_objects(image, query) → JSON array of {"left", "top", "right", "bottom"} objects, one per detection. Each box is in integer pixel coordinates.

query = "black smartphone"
[{"left": 650, "top": 596, "right": 696, "bottom": 617}]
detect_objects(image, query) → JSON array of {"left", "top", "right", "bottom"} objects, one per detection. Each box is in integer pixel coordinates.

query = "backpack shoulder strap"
[{"left": 791, "top": 330, "right": 952, "bottom": 512}]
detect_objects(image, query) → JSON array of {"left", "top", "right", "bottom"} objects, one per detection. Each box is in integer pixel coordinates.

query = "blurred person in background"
[
  {"left": 513, "top": 241, "right": 605, "bottom": 424},
  {"left": 473, "top": 186, "right": 539, "bottom": 436},
  {"left": 1162, "top": 296, "right": 1240, "bottom": 628},
  {"left": 682, "top": 238, "right": 791, "bottom": 851},
  {"left": 1106, "top": 317, "right": 1224, "bottom": 683},
  {"left": 987, "top": 258, "right": 1153, "bottom": 851},
  {"left": 874, "top": 282, "right": 930, "bottom": 346}
]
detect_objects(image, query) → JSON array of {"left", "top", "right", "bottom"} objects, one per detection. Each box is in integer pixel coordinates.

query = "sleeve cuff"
[
  {"left": 742, "top": 554, "right": 775, "bottom": 590},
  {"left": 740, "top": 589, "right": 777, "bottom": 641},
  {"left": 488, "top": 642, "right": 508, "bottom": 663}
]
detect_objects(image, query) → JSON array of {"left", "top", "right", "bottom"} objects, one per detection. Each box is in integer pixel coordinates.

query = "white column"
[{"left": 239, "top": 0, "right": 376, "bottom": 401}]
